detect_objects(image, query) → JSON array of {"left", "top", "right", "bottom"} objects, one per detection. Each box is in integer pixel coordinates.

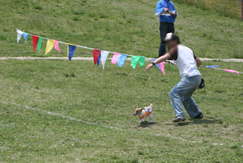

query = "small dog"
[{"left": 133, "top": 104, "right": 153, "bottom": 125}]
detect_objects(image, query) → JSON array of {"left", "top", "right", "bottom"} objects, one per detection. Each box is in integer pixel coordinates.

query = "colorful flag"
[
  {"left": 45, "top": 40, "right": 55, "bottom": 55},
  {"left": 101, "top": 51, "right": 109, "bottom": 70},
  {"left": 131, "top": 56, "right": 146, "bottom": 69},
  {"left": 22, "top": 32, "right": 29, "bottom": 42},
  {"left": 111, "top": 53, "right": 119, "bottom": 64},
  {"left": 159, "top": 62, "right": 165, "bottom": 75},
  {"left": 153, "top": 58, "right": 160, "bottom": 69},
  {"left": 97, "top": 55, "right": 101, "bottom": 66},
  {"left": 32, "top": 35, "right": 39, "bottom": 52},
  {"left": 68, "top": 44, "right": 76, "bottom": 61},
  {"left": 117, "top": 54, "right": 127, "bottom": 68},
  {"left": 37, "top": 37, "right": 43, "bottom": 52},
  {"left": 138, "top": 56, "right": 146, "bottom": 67},
  {"left": 203, "top": 65, "right": 219, "bottom": 68},
  {"left": 54, "top": 41, "right": 61, "bottom": 52},
  {"left": 17, "top": 29, "right": 23, "bottom": 43},
  {"left": 93, "top": 49, "right": 101, "bottom": 65},
  {"left": 224, "top": 69, "right": 239, "bottom": 75},
  {"left": 153, "top": 58, "right": 165, "bottom": 75}
]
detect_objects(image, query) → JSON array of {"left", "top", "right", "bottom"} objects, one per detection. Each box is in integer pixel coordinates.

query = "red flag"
[
  {"left": 93, "top": 49, "right": 101, "bottom": 65},
  {"left": 32, "top": 35, "right": 39, "bottom": 52}
]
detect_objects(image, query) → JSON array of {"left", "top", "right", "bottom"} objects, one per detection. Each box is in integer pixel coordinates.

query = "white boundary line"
[
  {"left": 3, "top": 101, "right": 242, "bottom": 148},
  {"left": 1, "top": 101, "right": 201, "bottom": 144}
]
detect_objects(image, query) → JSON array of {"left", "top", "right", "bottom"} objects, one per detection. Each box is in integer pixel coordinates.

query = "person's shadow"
[{"left": 164, "top": 116, "right": 220, "bottom": 126}]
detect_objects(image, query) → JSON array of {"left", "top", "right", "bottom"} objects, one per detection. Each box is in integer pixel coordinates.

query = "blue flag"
[
  {"left": 117, "top": 54, "right": 127, "bottom": 68},
  {"left": 97, "top": 54, "right": 101, "bottom": 66},
  {"left": 203, "top": 65, "right": 219, "bottom": 68},
  {"left": 22, "top": 32, "right": 29, "bottom": 42},
  {"left": 153, "top": 58, "right": 160, "bottom": 70},
  {"left": 68, "top": 45, "right": 76, "bottom": 61}
]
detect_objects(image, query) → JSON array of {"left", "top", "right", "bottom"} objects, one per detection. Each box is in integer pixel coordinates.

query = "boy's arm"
[{"left": 194, "top": 54, "right": 202, "bottom": 67}]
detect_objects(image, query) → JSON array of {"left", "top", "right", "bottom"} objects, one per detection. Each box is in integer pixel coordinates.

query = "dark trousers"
[{"left": 159, "top": 22, "right": 175, "bottom": 57}]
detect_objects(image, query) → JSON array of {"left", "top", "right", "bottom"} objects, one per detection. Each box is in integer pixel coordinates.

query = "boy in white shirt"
[{"left": 146, "top": 33, "right": 204, "bottom": 122}]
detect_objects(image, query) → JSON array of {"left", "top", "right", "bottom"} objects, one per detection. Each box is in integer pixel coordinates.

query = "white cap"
[{"left": 162, "top": 33, "right": 180, "bottom": 43}]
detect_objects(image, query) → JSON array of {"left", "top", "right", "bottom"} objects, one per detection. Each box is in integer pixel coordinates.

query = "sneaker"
[
  {"left": 194, "top": 113, "right": 204, "bottom": 119},
  {"left": 172, "top": 116, "right": 186, "bottom": 122}
]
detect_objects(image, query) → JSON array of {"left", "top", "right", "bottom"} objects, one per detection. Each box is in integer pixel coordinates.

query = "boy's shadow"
[
  {"left": 139, "top": 121, "right": 158, "bottom": 128},
  {"left": 164, "top": 117, "right": 220, "bottom": 126}
]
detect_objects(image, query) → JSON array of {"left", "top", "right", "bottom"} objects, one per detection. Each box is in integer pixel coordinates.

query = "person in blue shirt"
[{"left": 155, "top": 0, "right": 177, "bottom": 57}]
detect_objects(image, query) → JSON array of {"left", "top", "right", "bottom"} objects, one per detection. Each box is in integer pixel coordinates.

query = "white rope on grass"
[
  {"left": 4, "top": 100, "right": 242, "bottom": 148},
  {"left": 1, "top": 100, "right": 202, "bottom": 144},
  {"left": 4, "top": 101, "right": 243, "bottom": 148}
]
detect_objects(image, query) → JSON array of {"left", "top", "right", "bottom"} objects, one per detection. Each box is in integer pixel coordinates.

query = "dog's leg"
[
  {"left": 140, "top": 118, "right": 145, "bottom": 125},
  {"left": 148, "top": 113, "right": 153, "bottom": 123}
]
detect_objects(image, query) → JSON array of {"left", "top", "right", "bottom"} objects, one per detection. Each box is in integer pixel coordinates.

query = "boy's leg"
[
  {"left": 169, "top": 83, "right": 186, "bottom": 118},
  {"left": 181, "top": 91, "right": 202, "bottom": 118},
  {"left": 179, "top": 76, "right": 202, "bottom": 118}
]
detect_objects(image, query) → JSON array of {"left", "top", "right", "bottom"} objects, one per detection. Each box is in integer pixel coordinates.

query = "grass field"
[
  {"left": 0, "top": 0, "right": 243, "bottom": 162},
  {"left": 174, "top": 0, "right": 242, "bottom": 19},
  {"left": 0, "top": 0, "right": 243, "bottom": 58},
  {"left": 0, "top": 59, "right": 242, "bottom": 162}
]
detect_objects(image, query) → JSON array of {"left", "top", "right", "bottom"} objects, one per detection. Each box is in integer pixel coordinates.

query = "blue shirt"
[{"left": 155, "top": 0, "right": 177, "bottom": 23}]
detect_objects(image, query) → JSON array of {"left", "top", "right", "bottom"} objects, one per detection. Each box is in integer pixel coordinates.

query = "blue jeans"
[{"left": 169, "top": 75, "right": 202, "bottom": 118}]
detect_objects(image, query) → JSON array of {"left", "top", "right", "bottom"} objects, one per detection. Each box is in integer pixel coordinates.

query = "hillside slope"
[{"left": 0, "top": 0, "right": 242, "bottom": 58}]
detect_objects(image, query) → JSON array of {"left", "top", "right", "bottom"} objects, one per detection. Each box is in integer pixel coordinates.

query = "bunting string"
[
  {"left": 16, "top": 28, "right": 166, "bottom": 74},
  {"left": 16, "top": 29, "right": 152, "bottom": 58},
  {"left": 202, "top": 65, "right": 242, "bottom": 75},
  {"left": 16, "top": 29, "right": 241, "bottom": 76}
]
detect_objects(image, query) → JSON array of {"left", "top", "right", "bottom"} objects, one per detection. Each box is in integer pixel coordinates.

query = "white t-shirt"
[{"left": 169, "top": 44, "right": 201, "bottom": 77}]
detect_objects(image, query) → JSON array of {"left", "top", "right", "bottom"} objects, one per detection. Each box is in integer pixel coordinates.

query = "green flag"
[
  {"left": 37, "top": 37, "right": 43, "bottom": 52},
  {"left": 131, "top": 56, "right": 146, "bottom": 69},
  {"left": 138, "top": 56, "right": 145, "bottom": 67}
]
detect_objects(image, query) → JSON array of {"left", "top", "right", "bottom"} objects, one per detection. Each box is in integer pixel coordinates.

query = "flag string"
[
  {"left": 16, "top": 29, "right": 242, "bottom": 75},
  {"left": 17, "top": 29, "right": 152, "bottom": 59},
  {"left": 213, "top": 67, "right": 243, "bottom": 74}
]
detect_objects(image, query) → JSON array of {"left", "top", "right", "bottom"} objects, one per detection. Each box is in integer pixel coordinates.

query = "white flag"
[
  {"left": 17, "top": 29, "right": 23, "bottom": 44},
  {"left": 101, "top": 51, "right": 109, "bottom": 70}
]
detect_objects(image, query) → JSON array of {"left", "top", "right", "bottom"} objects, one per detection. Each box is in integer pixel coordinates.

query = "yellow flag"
[
  {"left": 45, "top": 40, "right": 55, "bottom": 55},
  {"left": 67, "top": 44, "right": 69, "bottom": 57}
]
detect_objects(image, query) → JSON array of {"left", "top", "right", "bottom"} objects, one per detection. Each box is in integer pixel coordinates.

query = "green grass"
[
  {"left": 174, "top": 0, "right": 242, "bottom": 19},
  {"left": 0, "top": 0, "right": 242, "bottom": 58},
  {"left": 0, "top": 59, "right": 242, "bottom": 162},
  {"left": 0, "top": 0, "right": 243, "bottom": 162}
]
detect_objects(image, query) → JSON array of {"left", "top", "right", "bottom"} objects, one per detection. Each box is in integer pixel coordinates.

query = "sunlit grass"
[{"left": 0, "top": 59, "right": 242, "bottom": 162}]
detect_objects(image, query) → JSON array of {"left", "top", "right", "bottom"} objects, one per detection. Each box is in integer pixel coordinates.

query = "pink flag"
[
  {"left": 111, "top": 53, "right": 119, "bottom": 64},
  {"left": 224, "top": 69, "right": 239, "bottom": 75},
  {"left": 153, "top": 58, "right": 165, "bottom": 75},
  {"left": 159, "top": 62, "right": 165, "bottom": 75},
  {"left": 55, "top": 41, "right": 61, "bottom": 52}
]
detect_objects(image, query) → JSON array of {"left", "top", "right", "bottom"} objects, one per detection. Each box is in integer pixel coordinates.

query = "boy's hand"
[{"left": 145, "top": 64, "right": 154, "bottom": 72}]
